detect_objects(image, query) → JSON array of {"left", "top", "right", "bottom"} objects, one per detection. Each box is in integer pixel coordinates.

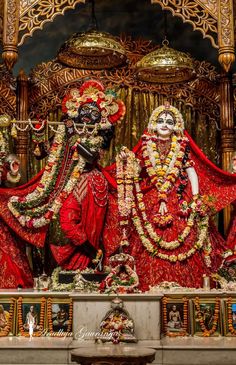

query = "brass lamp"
[
  {"left": 57, "top": 0, "right": 127, "bottom": 70},
  {"left": 135, "top": 39, "right": 195, "bottom": 83},
  {"left": 57, "top": 29, "right": 127, "bottom": 70}
]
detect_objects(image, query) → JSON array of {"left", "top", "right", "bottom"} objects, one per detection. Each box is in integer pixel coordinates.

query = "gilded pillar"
[
  {"left": 219, "top": 72, "right": 235, "bottom": 233},
  {"left": 16, "top": 70, "right": 29, "bottom": 183},
  {"left": 2, "top": 0, "right": 20, "bottom": 71},
  {"left": 218, "top": 0, "right": 235, "bottom": 72}
]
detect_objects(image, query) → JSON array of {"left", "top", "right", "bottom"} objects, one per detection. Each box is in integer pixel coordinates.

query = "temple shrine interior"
[{"left": 0, "top": 1, "right": 236, "bottom": 365}]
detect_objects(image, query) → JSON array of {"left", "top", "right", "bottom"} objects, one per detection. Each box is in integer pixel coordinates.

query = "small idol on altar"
[
  {"left": 101, "top": 253, "right": 139, "bottom": 294},
  {"left": 98, "top": 297, "right": 137, "bottom": 344}
]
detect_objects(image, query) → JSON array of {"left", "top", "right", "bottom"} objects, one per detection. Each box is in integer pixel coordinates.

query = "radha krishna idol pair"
[{"left": 0, "top": 79, "right": 236, "bottom": 290}]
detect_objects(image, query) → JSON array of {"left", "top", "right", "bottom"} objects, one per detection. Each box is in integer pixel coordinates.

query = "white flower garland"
[
  {"left": 8, "top": 124, "right": 86, "bottom": 228},
  {"left": 116, "top": 137, "right": 211, "bottom": 264}
]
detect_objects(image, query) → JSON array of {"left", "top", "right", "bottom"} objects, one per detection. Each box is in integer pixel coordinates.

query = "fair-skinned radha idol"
[{"left": 102, "top": 102, "right": 236, "bottom": 290}]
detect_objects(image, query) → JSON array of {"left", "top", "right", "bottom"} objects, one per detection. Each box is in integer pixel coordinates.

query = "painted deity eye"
[
  {"left": 80, "top": 105, "right": 90, "bottom": 114},
  {"left": 157, "top": 118, "right": 164, "bottom": 124},
  {"left": 91, "top": 110, "right": 100, "bottom": 118},
  {"left": 166, "top": 119, "right": 174, "bottom": 126}
]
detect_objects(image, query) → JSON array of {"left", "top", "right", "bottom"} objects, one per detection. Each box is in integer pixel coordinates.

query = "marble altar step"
[
  {"left": 0, "top": 337, "right": 72, "bottom": 364},
  {"left": 160, "top": 337, "right": 236, "bottom": 365},
  {"left": 0, "top": 337, "right": 236, "bottom": 365}
]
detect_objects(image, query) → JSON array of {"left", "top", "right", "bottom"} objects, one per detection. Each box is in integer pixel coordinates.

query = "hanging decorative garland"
[
  {"left": 8, "top": 125, "right": 86, "bottom": 228},
  {"left": 227, "top": 297, "right": 236, "bottom": 335},
  {"left": 116, "top": 143, "right": 212, "bottom": 265}
]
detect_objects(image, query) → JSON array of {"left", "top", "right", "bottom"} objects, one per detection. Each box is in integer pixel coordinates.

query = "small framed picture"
[
  {"left": 193, "top": 297, "right": 221, "bottom": 336},
  {"left": 17, "top": 297, "right": 46, "bottom": 337},
  {"left": 224, "top": 298, "right": 236, "bottom": 336},
  {"left": 47, "top": 298, "right": 73, "bottom": 337},
  {"left": 162, "top": 297, "right": 189, "bottom": 336},
  {"left": 0, "top": 298, "right": 16, "bottom": 336}
]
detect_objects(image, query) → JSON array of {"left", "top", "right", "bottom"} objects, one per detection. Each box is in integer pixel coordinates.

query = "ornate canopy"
[{"left": 0, "top": 0, "right": 235, "bottom": 72}]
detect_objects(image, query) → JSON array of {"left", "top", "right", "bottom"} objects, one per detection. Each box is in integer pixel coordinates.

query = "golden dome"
[
  {"left": 57, "top": 30, "right": 127, "bottom": 70},
  {"left": 136, "top": 41, "right": 195, "bottom": 83}
]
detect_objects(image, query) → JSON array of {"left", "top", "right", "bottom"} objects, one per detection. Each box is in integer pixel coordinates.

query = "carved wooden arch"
[
  {"left": 18, "top": 0, "right": 85, "bottom": 46},
  {"left": 1, "top": 0, "right": 235, "bottom": 72},
  {"left": 0, "top": 65, "right": 16, "bottom": 117}
]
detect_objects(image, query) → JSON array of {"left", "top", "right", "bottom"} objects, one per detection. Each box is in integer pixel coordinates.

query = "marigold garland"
[
  {"left": 227, "top": 297, "right": 236, "bottom": 335},
  {"left": 0, "top": 298, "right": 15, "bottom": 337},
  {"left": 141, "top": 133, "right": 187, "bottom": 200},
  {"left": 194, "top": 297, "right": 220, "bottom": 337}
]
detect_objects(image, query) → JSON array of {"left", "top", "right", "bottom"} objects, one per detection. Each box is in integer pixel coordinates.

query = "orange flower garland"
[
  {"left": 17, "top": 297, "right": 46, "bottom": 337},
  {"left": 0, "top": 298, "right": 15, "bottom": 337},
  {"left": 194, "top": 297, "right": 220, "bottom": 337},
  {"left": 227, "top": 297, "right": 236, "bottom": 335},
  {"left": 47, "top": 298, "right": 53, "bottom": 332}
]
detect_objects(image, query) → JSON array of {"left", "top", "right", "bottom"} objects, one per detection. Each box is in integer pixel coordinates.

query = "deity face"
[
  {"left": 78, "top": 102, "right": 101, "bottom": 125},
  {"left": 154, "top": 111, "right": 175, "bottom": 138}
]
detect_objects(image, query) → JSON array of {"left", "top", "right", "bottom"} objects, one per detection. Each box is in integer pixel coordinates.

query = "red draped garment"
[
  {"left": 50, "top": 169, "right": 108, "bottom": 270},
  {"left": 102, "top": 132, "right": 236, "bottom": 290},
  {"left": 0, "top": 131, "right": 235, "bottom": 289}
]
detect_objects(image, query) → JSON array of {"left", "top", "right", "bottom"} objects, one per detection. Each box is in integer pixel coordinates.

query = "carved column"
[
  {"left": 2, "top": 0, "right": 20, "bottom": 71},
  {"left": 16, "top": 70, "right": 29, "bottom": 183},
  {"left": 218, "top": 0, "right": 235, "bottom": 72},
  {"left": 219, "top": 72, "right": 235, "bottom": 233}
]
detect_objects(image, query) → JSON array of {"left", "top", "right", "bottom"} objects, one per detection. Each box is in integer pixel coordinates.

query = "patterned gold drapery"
[
  {"left": 27, "top": 84, "right": 221, "bottom": 176},
  {"left": 105, "top": 87, "right": 221, "bottom": 167}
]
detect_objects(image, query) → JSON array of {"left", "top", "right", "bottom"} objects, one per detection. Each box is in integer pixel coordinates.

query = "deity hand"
[
  {"left": 159, "top": 201, "right": 168, "bottom": 216},
  {"left": 118, "top": 146, "right": 130, "bottom": 161}
]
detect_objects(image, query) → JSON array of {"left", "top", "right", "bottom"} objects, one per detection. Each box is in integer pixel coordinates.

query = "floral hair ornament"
[
  {"left": 148, "top": 101, "right": 184, "bottom": 135},
  {"left": 61, "top": 79, "right": 126, "bottom": 130}
]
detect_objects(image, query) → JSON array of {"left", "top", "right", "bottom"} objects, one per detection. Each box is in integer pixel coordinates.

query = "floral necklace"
[
  {"left": 8, "top": 125, "right": 86, "bottom": 228},
  {"left": 116, "top": 146, "right": 211, "bottom": 265},
  {"left": 116, "top": 147, "right": 139, "bottom": 247},
  {"left": 141, "top": 133, "right": 187, "bottom": 202},
  {"left": 131, "top": 178, "right": 210, "bottom": 263}
]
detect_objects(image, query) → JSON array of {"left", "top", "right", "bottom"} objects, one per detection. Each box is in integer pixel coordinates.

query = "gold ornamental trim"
[
  {"left": 18, "top": 0, "right": 85, "bottom": 46},
  {"left": 151, "top": 0, "right": 218, "bottom": 48},
  {"left": 218, "top": 0, "right": 235, "bottom": 72},
  {"left": 2, "top": 0, "right": 20, "bottom": 70},
  {"left": 195, "top": 0, "right": 217, "bottom": 18},
  {"left": 20, "top": 0, "right": 39, "bottom": 16},
  {"left": 0, "top": 64, "right": 16, "bottom": 117}
]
